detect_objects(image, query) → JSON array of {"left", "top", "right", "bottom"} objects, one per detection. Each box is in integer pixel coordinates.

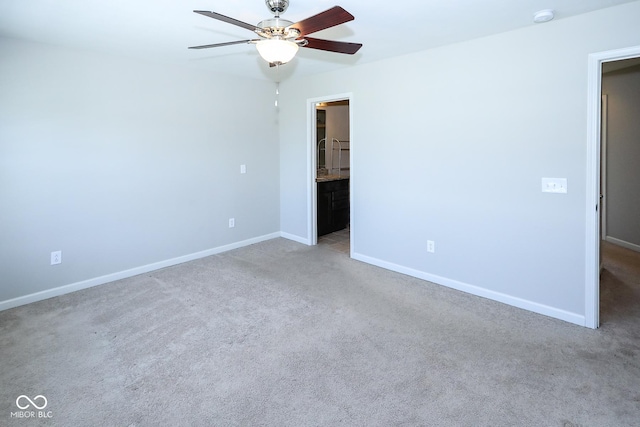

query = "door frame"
[
  {"left": 306, "top": 92, "right": 353, "bottom": 250},
  {"left": 600, "top": 94, "right": 608, "bottom": 241},
  {"left": 585, "top": 45, "right": 640, "bottom": 329}
]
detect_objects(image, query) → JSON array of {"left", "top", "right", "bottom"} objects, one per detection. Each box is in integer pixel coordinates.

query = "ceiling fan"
[{"left": 189, "top": 0, "right": 362, "bottom": 67}]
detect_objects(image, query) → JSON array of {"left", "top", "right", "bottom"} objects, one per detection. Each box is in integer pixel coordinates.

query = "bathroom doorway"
[{"left": 308, "top": 93, "right": 353, "bottom": 255}]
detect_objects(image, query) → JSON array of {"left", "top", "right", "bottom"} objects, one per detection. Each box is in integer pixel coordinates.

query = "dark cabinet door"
[
  {"left": 317, "top": 188, "right": 333, "bottom": 236},
  {"left": 331, "top": 187, "right": 349, "bottom": 231},
  {"left": 317, "top": 179, "right": 349, "bottom": 237}
]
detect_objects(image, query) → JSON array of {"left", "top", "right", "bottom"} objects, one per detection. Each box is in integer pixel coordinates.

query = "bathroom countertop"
[{"left": 316, "top": 175, "right": 349, "bottom": 182}]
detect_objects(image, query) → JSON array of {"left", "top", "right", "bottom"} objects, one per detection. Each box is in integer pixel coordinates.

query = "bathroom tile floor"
[{"left": 318, "top": 226, "right": 350, "bottom": 254}]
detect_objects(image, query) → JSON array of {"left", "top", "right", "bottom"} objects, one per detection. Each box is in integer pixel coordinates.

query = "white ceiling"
[{"left": 1, "top": 0, "right": 637, "bottom": 81}]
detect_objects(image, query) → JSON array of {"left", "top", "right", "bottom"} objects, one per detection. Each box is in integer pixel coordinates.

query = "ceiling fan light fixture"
[
  {"left": 256, "top": 39, "right": 299, "bottom": 64},
  {"left": 189, "top": 4, "right": 362, "bottom": 65}
]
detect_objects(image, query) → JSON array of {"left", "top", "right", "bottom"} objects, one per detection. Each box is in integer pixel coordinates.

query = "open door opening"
[
  {"left": 586, "top": 46, "right": 640, "bottom": 329},
  {"left": 308, "top": 94, "right": 353, "bottom": 255},
  {"left": 598, "top": 57, "right": 640, "bottom": 325}
]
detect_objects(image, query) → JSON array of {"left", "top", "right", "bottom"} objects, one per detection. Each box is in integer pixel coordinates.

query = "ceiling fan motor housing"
[
  {"left": 265, "top": 0, "right": 289, "bottom": 16},
  {"left": 256, "top": 18, "right": 300, "bottom": 40}
]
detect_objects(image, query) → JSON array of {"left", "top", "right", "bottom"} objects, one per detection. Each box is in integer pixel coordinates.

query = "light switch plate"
[
  {"left": 541, "top": 178, "right": 567, "bottom": 193},
  {"left": 240, "top": 164, "right": 246, "bottom": 174}
]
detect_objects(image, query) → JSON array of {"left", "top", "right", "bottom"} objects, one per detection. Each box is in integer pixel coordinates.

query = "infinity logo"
[{"left": 16, "top": 395, "right": 47, "bottom": 410}]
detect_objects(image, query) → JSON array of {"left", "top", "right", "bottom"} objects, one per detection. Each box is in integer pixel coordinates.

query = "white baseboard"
[
  {"left": 605, "top": 236, "right": 640, "bottom": 253},
  {"left": 0, "top": 232, "right": 281, "bottom": 312},
  {"left": 1, "top": 233, "right": 588, "bottom": 328},
  {"left": 279, "top": 232, "right": 310, "bottom": 245},
  {"left": 352, "top": 252, "right": 586, "bottom": 327}
]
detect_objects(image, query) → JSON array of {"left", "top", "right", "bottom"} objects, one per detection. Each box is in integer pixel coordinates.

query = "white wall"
[
  {"left": 602, "top": 65, "right": 640, "bottom": 251},
  {"left": 279, "top": 2, "right": 640, "bottom": 325},
  {"left": 0, "top": 38, "right": 279, "bottom": 306},
  {"left": 325, "top": 105, "right": 350, "bottom": 174},
  {"left": 326, "top": 105, "right": 350, "bottom": 142}
]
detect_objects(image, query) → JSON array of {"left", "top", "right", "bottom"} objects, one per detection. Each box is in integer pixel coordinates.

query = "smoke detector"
[{"left": 533, "top": 9, "right": 554, "bottom": 23}]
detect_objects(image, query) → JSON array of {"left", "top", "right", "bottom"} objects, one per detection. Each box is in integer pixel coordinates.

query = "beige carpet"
[{"left": 1, "top": 238, "right": 639, "bottom": 426}]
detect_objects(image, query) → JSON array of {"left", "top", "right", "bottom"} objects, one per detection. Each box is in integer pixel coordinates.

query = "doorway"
[
  {"left": 307, "top": 93, "right": 353, "bottom": 255},
  {"left": 586, "top": 46, "right": 640, "bottom": 329},
  {"left": 599, "top": 57, "right": 640, "bottom": 325},
  {"left": 600, "top": 58, "right": 640, "bottom": 252}
]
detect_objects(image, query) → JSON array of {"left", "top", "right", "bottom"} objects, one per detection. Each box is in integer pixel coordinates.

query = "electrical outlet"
[
  {"left": 427, "top": 240, "right": 435, "bottom": 253},
  {"left": 51, "top": 250, "right": 62, "bottom": 265},
  {"left": 229, "top": 218, "right": 235, "bottom": 228}
]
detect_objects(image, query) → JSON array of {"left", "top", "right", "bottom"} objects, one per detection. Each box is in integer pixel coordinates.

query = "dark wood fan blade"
[
  {"left": 291, "top": 6, "right": 354, "bottom": 37},
  {"left": 303, "top": 37, "right": 362, "bottom": 55},
  {"left": 194, "top": 10, "right": 259, "bottom": 32},
  {"left": 188, "top": 40, "right": 258, "bottom": 49}
]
